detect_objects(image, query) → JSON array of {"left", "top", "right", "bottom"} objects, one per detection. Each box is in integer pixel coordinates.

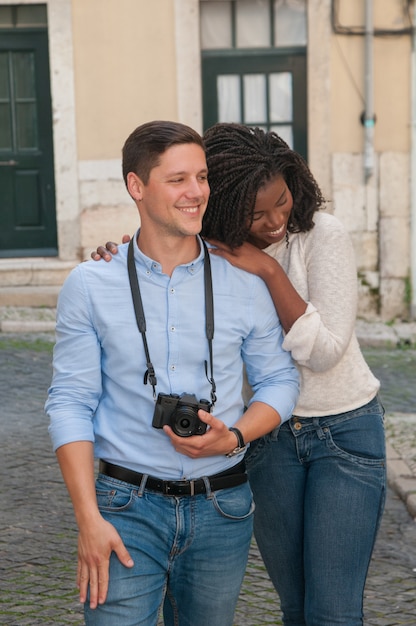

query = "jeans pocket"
[
  {"left": 325, "top": 412, "right": 386, "bottom": 466},
  {"left": 96, "top": 476, "right": 136, "bottom": 512},
  {"left": 211, "top": 482, "right": 255, "bottom": 521}
]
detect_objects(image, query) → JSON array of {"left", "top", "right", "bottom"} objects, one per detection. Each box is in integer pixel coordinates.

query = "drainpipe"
[
  {"left": 411, "top": 3, "right": 416, "bottom": 318},
  {"left": 363, "top": 0, "right": 375, "bottom": 182}
]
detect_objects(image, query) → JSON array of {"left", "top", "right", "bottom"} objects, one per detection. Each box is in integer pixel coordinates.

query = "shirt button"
[
  {"left": 170, "top": 326, "right": 175, "bottom": 332},
  {"left": 170, "top": 365, "right": 176, "bottom": 371},
  {"left": 170, "top": 288, "right": 175, "bottom": 294}
]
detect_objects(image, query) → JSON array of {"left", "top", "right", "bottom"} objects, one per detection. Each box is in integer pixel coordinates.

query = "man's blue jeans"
[
  {"left": 84, "top": 475, "right": 254, "bottom": 626},
  {"left": 246, "top": 396, "right": 386, "bottom": 626}
]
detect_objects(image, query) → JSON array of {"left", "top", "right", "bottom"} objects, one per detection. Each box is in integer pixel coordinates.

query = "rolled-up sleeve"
[{"left": 46, "top": 266, "right": 102, "bottom": 451}]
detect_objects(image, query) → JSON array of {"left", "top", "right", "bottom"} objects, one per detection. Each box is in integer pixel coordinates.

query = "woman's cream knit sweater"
[{"left": 265, "top": 211, "right": 379, "bottom": 418}]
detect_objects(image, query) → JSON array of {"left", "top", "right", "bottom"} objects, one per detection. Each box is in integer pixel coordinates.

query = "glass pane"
[
  {"left": 217, "top": 75, "right": 241, "bottom": 122},
  {"left": 0, "top": 103, "right": 12, "bottom": 149},
  {"left": 0, "top": 53, "right": 10, "bottom": 99},
  {"left": 200, "top": 1, "right": 232, "bottom": 49},
  {"left": 236, "top": 0, "right": 270, "bottom": 48},
  {"left": 274, "top": 0, "right": 307, "bottom": 47},
  {"left": 17, "top": 5, "right": 47, "bottom": 27},
  {"left": 13, "top": 52, "right": 35, "bottom": 98},
  {"left": 270, "top": 124, "right": 293, "bottom": 148},
  {"left": 243, "top": 74, "right": 267, "bottom": 124},
  {"left": 16, "top": 102, "right": 38, "bottom": 149},
  {"left": 0, "top": 6, "right": 13, "bottom": 27},
  {"left": 269, "top": 72, "right": 292, "bottom": 122}
]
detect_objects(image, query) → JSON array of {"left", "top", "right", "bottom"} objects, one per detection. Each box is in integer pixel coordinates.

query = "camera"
[{"left": 152, "top": 392, "right": 211, "bottom": 437}]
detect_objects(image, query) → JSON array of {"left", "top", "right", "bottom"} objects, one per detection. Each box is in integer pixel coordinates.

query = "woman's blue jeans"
[
  {"left": 246, "top": 396, "right": 386, "bottom": 626},
  {"left": 84, "top": 475, "right": 254, "bottom": 626}
]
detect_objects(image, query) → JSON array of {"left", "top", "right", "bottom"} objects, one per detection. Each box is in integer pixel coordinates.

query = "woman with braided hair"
[
  {"left": 93, "top": 122, "right": 386, "bottom": 626},
  {"left": 201, "top": 122, "right": 319, "bottom": 248}
]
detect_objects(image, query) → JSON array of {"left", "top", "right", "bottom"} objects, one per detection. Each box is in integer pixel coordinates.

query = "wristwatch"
[{"left": 225, "top": 427, "right": 247, "bottom": 457}]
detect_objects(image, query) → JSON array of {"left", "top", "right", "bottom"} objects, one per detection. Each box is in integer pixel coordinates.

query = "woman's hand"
[
  {"left": 207, "top": 239, "right": 276, "bottom": 280},
  {"left": 91, "top": 235, "right": 131, "bottom": 261},
  {"left": 208, "top": 238, "right": 306, "bottom": 333}
]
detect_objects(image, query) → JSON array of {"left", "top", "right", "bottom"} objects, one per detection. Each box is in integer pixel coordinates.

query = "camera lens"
[{"left": 172, "top": 406, "right": 198, "bottom": 437}]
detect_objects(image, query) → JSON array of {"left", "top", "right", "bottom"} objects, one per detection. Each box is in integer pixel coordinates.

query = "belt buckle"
[{"left": 164, "top": 479, "right": 195, "bottom": 496}]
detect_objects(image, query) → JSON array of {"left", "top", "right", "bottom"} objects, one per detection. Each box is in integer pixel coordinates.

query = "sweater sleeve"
[{"left": 282, "top": 214, "right": 358, "bottom": 372}]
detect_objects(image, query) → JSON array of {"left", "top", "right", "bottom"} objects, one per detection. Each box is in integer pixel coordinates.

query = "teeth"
[
  {"left": 180, "top": 207, "right": 198, "bottom": 213},
  {"left": 269, "top": 225, "right": 284, "bottom": 235}
]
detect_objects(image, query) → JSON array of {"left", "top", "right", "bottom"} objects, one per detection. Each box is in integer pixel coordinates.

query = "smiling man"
[{"left": 45, "top": 120, "right": 299, "bottom": 626}]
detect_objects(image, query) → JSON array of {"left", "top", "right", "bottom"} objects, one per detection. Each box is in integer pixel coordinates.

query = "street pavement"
[{"left": 0, "top": 327, "right": 416, "bottom": 625}]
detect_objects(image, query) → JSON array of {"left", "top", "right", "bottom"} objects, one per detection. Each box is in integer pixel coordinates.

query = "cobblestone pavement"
[{"left": 1, "top": 334, "right": 416, "bottom": 625}]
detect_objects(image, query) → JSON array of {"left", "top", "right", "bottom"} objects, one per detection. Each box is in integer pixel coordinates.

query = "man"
[{"left": 46, "top": 120, "right": 299, "bottom": 626}]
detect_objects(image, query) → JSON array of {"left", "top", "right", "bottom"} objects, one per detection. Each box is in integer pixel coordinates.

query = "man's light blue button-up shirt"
[{"left": 46, "top": 234, "right": 299, "bottom": 480}]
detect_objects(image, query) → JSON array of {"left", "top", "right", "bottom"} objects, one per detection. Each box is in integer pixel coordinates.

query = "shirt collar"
[{"left": 132, "top": 229, "right": 205, "bottom": 276}]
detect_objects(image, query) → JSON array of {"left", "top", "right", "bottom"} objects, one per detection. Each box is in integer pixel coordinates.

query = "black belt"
[{"left": 99, "top": 459, "right": 247, "bottom": 496}]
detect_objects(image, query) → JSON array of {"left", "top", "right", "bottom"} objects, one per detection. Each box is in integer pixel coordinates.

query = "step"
[
  {"left": 0, "top": 258, "right": 75, "bottom": 288},
  {"left": 0, "top": 285, "right": 61, "bottom": 308}
]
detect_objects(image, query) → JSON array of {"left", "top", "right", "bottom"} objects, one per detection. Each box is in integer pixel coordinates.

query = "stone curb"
[{"left": 386, "top": 441, "right": 416, "bottom": 519}]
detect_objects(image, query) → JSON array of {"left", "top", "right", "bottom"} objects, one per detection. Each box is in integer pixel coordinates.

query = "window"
[
  {"left": 201, "top": 0, "right": 307, "bottom": 155},
  {"left": 200, "top": 0, "right": 306, "bottom": 50},
  {"left": 0, "top": 4, "right": 47, "bottom": 28}
]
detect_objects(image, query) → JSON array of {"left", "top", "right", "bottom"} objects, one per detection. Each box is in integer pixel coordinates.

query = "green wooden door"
[{"left": 0, "top": 30, "right": 57, "bottom": 257}]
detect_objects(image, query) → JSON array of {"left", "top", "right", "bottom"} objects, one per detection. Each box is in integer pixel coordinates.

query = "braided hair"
[{"left": 202, "top": 123, "right": 326, "bottom": 248}]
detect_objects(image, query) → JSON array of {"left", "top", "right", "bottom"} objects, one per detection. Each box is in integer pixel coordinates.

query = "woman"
[{"left": 94, "top": 123, "right": 386, "bottom": 626}]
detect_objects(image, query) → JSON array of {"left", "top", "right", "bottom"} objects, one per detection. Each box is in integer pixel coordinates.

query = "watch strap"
[
  {"left": 225, "top": 427, "right": 247, "bottom": 456},
  {"left": 228, "top": 427, "right": 245, "bottom": 448}
]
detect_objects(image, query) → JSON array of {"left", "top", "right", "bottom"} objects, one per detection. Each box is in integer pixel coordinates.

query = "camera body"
[{"left": 152, "top": 392, "right": 211, "bottom": 437}]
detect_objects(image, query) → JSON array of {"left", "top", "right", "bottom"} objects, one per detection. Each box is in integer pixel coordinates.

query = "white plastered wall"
[
  {"left": 48, "top": 0, "right": 80, "bottom": 262},
  {"left": 307, "top": 0, "right": 332, "bottom": 201},
  {"left": 74, "top": 0, "right": 203, "bottom": 259}
]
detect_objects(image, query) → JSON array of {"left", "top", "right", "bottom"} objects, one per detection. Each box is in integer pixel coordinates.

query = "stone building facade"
[{"left": 0, "top": 0, "right": 414, "bottom": 321}]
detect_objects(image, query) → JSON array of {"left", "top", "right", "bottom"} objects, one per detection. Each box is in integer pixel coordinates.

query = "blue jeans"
[
  {"left": 84, "top": 474, "right": 254, "bottom": 626},
  {"left": 246, "top": 396, "right": 386, "bottom": 626}
]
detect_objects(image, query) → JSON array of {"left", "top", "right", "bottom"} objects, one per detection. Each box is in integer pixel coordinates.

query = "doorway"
[{"left": 0, "top": 7, "right": 57, "bottom": 257}]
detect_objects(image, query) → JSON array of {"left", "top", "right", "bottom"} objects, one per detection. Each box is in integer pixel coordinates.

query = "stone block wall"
[{"left": 332, "top": 152, "right": 410, "bottom": 321}]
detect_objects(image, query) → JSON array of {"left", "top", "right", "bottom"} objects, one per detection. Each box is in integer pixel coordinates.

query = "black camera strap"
[{"left": 127, "top": 237, "right": 217, "bottom": 405}]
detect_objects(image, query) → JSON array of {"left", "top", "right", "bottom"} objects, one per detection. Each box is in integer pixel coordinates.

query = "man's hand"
[
  {"left": 163, "top": 410, "right": 238, "bottom": 458},
  {"left": 91, "top": 235, "right": 131, "bottom": 261},
  {"left": 77, "top": 516, "right": 134, "bottom": 609}
]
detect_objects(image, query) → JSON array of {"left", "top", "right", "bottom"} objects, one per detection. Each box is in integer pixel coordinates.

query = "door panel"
[{"left": 0, "top": 31, "right": 57, "bottom": 257}]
